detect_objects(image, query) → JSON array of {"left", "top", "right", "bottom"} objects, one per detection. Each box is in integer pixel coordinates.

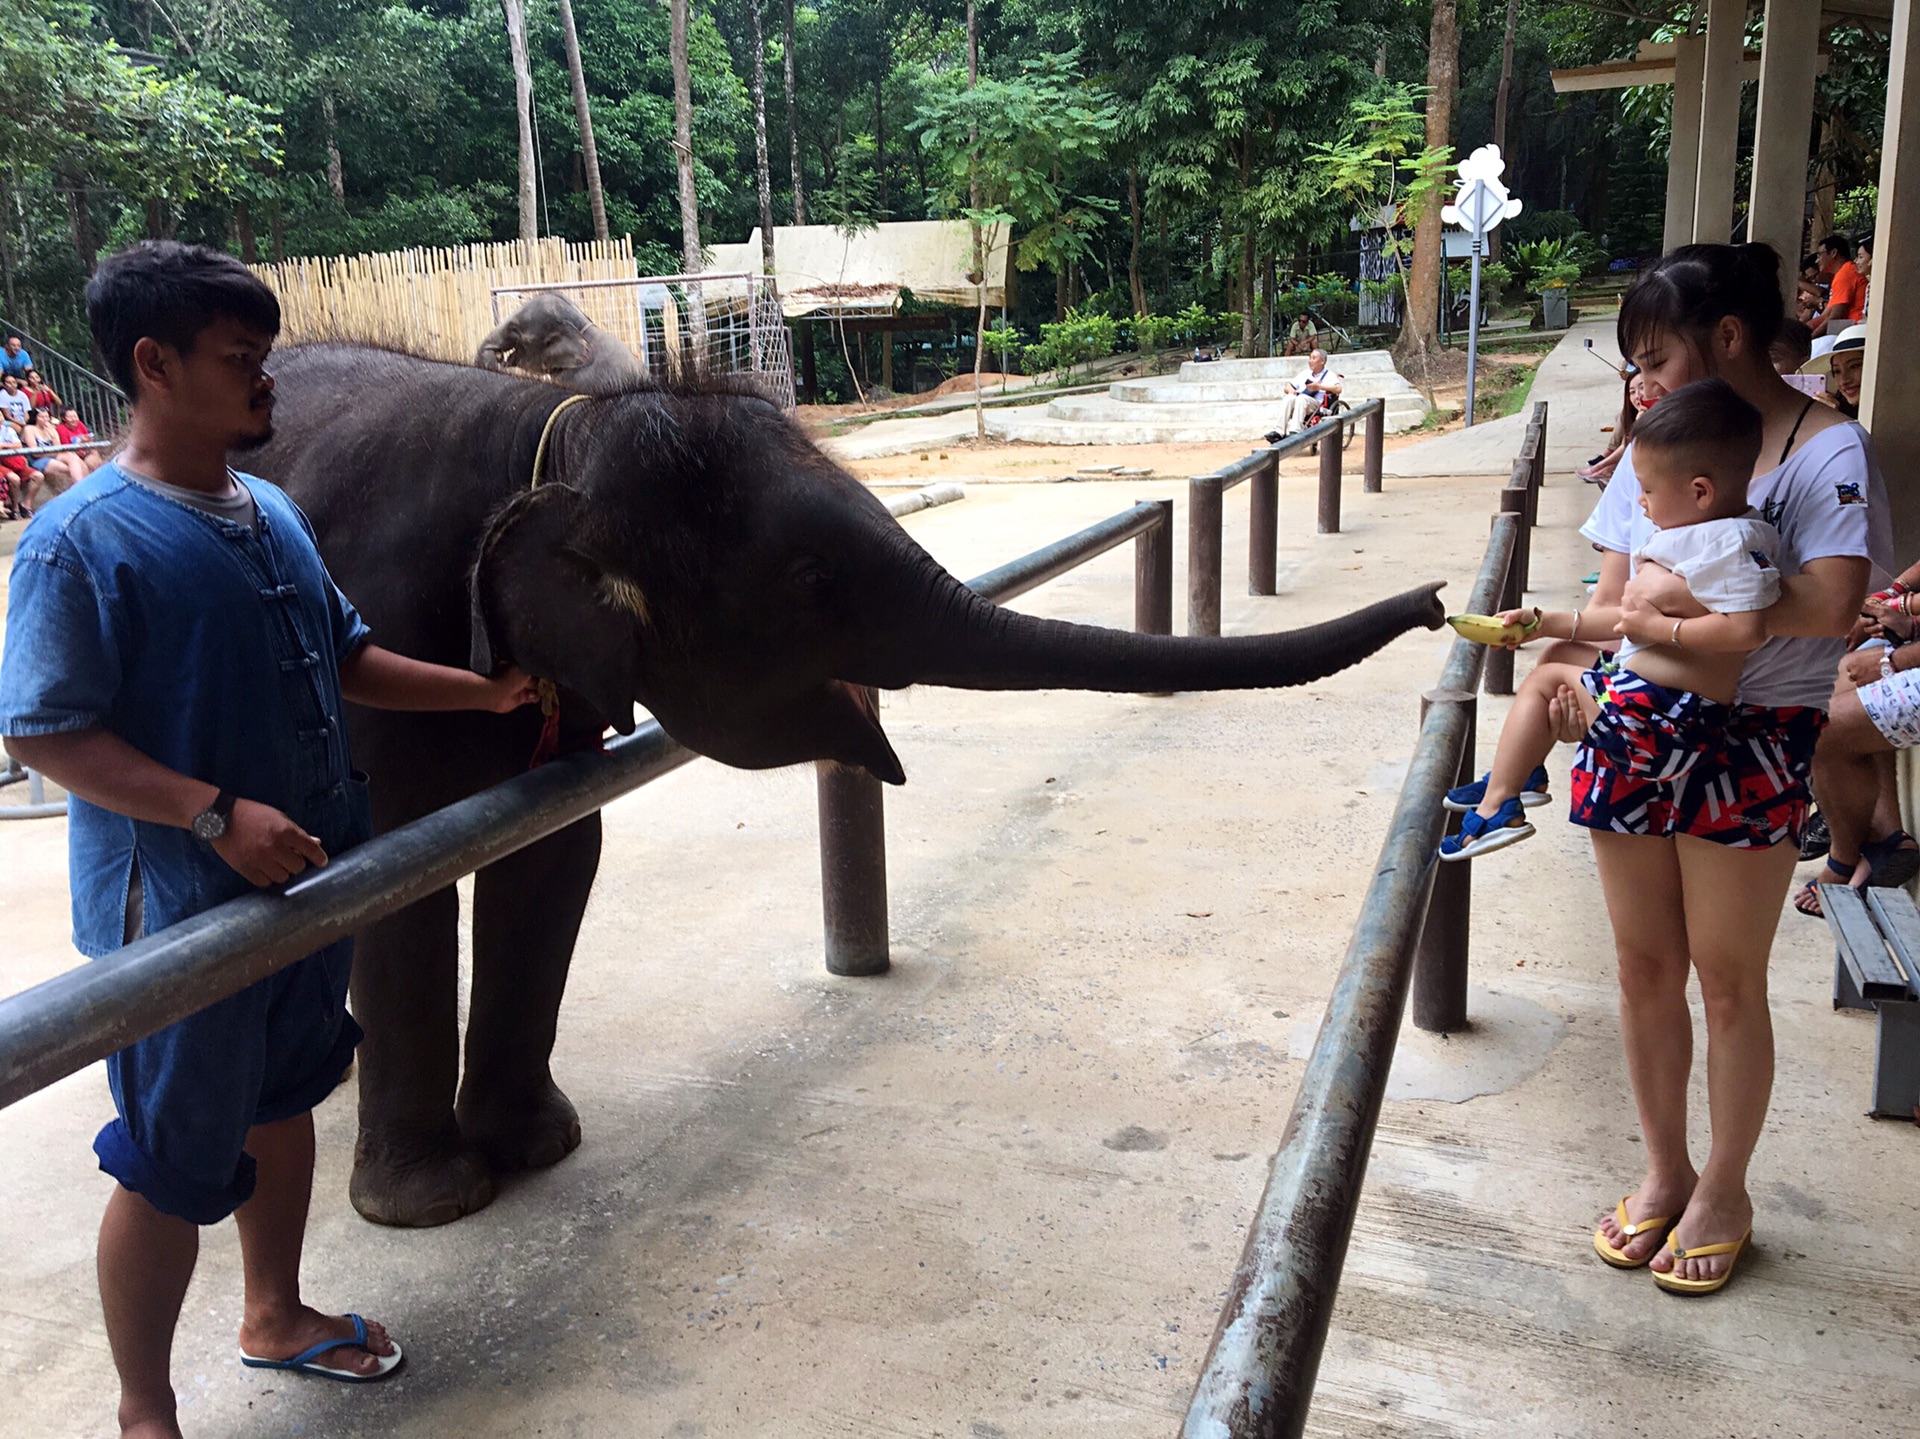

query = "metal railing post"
[
  {"left": 1413, "top": 688, "right": 1476, "bottom": 1034},
  {"left": 1316, "top": 425, "right": 1343, "bottom": 534},
  {"left": 817, "top": 731, "right": 889, "bottom": 977},
  {"left": 1248, "top": 451, "right": 1278, "bottom": 596},
  {"left": 1188, "top": 474, "right": 1223, "bottom": 637},
  {"left": 1134, "top": 500, "right": 1174, "bottom": 634},
  {"left": 1483, "top": 497, "right": 1525, "bottom": 698},
  {"left": 1363, "top": 405, "right": 1385, "bottom": 494}
]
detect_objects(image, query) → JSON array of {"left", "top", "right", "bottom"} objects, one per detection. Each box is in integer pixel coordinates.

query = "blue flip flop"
[{"left": 240, "top": 1313, "right": 404, "bottom": 1383}]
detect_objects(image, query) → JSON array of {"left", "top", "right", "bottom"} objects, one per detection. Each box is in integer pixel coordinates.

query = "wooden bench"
[{"left": 1821, "top": 885, "right": 1920, "bottom": 1119}]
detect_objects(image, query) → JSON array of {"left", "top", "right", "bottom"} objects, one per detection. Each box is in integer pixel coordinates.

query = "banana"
[{"left": 1447, "top": 609, "right": 1542, "bottom": 646}]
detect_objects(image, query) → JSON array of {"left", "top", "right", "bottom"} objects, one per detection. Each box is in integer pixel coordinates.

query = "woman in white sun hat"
[{"left": 1802, "top": 322, "right": 1867, "bottom": 417}]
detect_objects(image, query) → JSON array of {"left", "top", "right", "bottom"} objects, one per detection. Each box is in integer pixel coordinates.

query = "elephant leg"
[
  {"left": 348, "top": 884, "right": 499, "bottom": 1228},
  {"left": 455, "top": 812, "right": 602, "bottom": 1172}
]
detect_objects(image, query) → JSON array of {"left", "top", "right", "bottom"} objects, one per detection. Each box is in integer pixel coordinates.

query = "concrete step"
[
  {"left": 1176, "top": 351, "right": 1400, "bottom": 383},
  {"left": 1108, "top": 374, "right": 1424, "bottom": 406}
]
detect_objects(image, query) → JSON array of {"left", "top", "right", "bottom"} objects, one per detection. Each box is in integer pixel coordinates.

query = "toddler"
[{"left": 1442, "top": 378, "right": 1782, "bottom": 859}]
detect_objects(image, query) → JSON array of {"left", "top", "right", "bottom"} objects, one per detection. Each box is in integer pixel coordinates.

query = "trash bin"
[{"left": 1540, "top": 286, "right": 1570, "bottom": 330}]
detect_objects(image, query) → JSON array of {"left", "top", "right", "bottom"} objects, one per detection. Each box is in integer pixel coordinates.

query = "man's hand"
[
  {"left": 479, "top": 666, "right": 542, "bottom": 714},
  {"left": 211, "top": 799, "right": 329, "bottom": 886}
]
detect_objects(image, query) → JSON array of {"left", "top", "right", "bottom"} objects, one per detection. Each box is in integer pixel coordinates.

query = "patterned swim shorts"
[
  {"left": 1568, "top": 664, "right": 1731, "bottom": 839},
  {"left": 1568, "top": 661, "right": 1822, "bottom": 850}
]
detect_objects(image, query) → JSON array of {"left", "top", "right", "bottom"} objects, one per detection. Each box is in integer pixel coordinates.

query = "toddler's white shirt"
[{"left": 1620, "top": 511, "right": 1782, "bottom": 664}]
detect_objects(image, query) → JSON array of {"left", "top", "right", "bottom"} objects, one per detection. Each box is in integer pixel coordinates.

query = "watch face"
[{"left": 192, "top": 810, "right": 227, "bottom": 842}]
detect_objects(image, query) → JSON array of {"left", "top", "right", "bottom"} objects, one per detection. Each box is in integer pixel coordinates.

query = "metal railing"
[
  {"left": 1183, "top": 401, "right": 1546, "bottom": 1438},
  {"left": 0, "top": 322, "right": 126, "bottom": 440},
  {"left": 1186, "top": 397, "right": 1385, "bottom": 638},
  {"left": 0, "top": 498, "right": 1175, "bottom": 1109}
]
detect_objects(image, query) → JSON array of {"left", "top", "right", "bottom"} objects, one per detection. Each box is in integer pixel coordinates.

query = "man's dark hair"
[
  {"left": 1769, "top": 318, "right": 1814, "bottom": 370},
  {"left": 85, "top": 241, "right": 280, "bottom": 397},
  {"left": 1631, "top": 376, "right": 1763, "bottom": 500},
  {"left": 1819, "top": 233, "right": 1853, "bottom": 259}
]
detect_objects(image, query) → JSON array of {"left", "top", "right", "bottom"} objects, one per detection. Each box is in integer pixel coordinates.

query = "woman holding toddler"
[{"left": 1461, "top": 245, "right": 1892, "bottom": 1294}]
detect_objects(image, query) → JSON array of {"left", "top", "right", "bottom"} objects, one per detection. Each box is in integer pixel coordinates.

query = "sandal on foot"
[
  {"left": 1592, "top": 1196, "right": 1677, "bottom": 1269},
  {"left": 1793, "top": 856, "right": 1859, "bottom": 919},
  {"left": 1439, "top": 797, "right": 1535, "bottom": 862},
  {"left": 1652, "top": 1226, "right": 1752, "bottom": 1296},
  {"left": 1444, "top": 765, "right": 1551, "bottom": 814},
  {"left": 1799, "top": 809, "right": 1831, "bottom": 861},
  {"left": 1864, "top": 830, "right": 1920, "bottom": 890},
  {"left": 240, "top": 1313, "right": 405, "bottom": 1383}
]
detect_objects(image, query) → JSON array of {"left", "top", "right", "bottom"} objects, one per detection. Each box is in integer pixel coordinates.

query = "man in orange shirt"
[{"left": 1813, "top": 233, "right": 1866, "bottom": 335}]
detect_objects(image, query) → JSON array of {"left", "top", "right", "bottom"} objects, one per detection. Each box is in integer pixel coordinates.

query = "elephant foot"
[
  {"left": 349, "top": 1129, "right": 498, "bottom": 1228},
  {"left": 456, "top": 1078, "right": 583, "bottom": 1173}
]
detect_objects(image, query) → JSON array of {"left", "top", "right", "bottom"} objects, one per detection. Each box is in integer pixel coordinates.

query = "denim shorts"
[{"left": 93, "top": 937, "right": 361, "bottom": 1224}]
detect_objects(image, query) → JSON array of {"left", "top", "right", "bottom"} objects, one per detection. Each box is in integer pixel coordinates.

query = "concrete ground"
[{"left": 4, "top": 363, "right": 1918, "bottom": 1437}]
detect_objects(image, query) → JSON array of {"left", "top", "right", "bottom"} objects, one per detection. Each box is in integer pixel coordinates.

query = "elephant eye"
[{"left": 789, "top": 557, "right": 830, "bottom": 593}]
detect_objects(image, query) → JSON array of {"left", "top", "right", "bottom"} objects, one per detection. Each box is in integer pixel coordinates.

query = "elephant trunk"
[{"left": 870, "top": 580, "right": 1446, "bottom": 693}]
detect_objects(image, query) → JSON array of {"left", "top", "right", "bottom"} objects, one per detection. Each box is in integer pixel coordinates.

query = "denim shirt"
[{"left": 0, "top": 463, "right": 372, "bottom": 957}]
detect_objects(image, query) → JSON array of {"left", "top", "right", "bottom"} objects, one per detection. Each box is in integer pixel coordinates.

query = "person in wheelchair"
[{"left": 1266, "top": 348, "right": 1343, "bottom": 441}]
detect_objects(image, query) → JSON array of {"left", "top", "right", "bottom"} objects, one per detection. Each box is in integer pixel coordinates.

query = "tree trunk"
[
  {"left": 320, "top": 91, "right": 347, "bottom": 205},
  {"left": 62, "top": 171, "right": 98, "bottom": 275},
  {"left": 144, "top": 198, "right": 172, "bottom": 241},
  {"left": 555, "top": 0, "right": 609, "bottom": 242},
  {"left": 1397, "top": 0, "right": 1457, "bottom": 387},
  {"left": 269, "top": 199, "right": 286, "bottom": 262},
  {"left": 749, "top": 0, "right": 776, "bottom": 278},
  {"left": 235, "top": 200, "right": 258, "bottom": 263},
  {"left": 783, "top": 0, "right": 807, "bottom": 223},
  {"left": 1812, "top": 109, "right": 1837, "bottom": 247},
  {"left": 1490, "top": 0, "right": 1520, "bottom": 263},
  {"left": 1127, "top": 167, "right": 1148, "bottom": 316},
  {"left": 873, "top": 71, "right": 887, "bottom": 218},
  {"left": 968, "top": 1, "right": 986, "bottom": 443},
  {"left": 670, "top": 0, "right": 708, "bottom": 368},
  {"left": 1239, "top": 144, "right": 1255, "bottom": 355},
  {"left": 0, "top": 206, "right": 18, "bottom": 317},
  {"left": 500, "top": 0, "right": 538, "bottom": 242}
]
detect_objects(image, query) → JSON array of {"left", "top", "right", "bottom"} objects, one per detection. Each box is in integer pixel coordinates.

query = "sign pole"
[{"left": 1465, "top": 234, "right": 1483, "bottom": 427}]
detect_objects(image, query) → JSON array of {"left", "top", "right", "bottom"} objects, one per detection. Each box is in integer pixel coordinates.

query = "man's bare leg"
[
  {"left": 234, "top": 1113, "right": 396, "bottom": 1374},
  {"left": 98, "top": 1186, "right": 197, "bottom": 1438}
]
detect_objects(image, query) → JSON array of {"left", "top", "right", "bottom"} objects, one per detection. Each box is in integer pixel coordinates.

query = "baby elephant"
[{"left": 475, "top": 292, "right": 642, "bottom": 391}]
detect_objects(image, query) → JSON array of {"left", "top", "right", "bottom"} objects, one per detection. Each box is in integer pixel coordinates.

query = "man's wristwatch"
[{"left": 191, "top": 789, "right": 236, "bottom": 842}]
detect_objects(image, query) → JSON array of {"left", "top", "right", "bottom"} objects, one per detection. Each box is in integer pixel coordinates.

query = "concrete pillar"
[
  {"left": 1863, "top": 0, "right": 1920, "bottom": 566},
  {"left": 1749, "top": 0, "right": 1822, "bottom": 298},
  {"left": 1692, "top": 0, "right": 1746, "bottom": 244},
  {"left": 1664, "top": 35, "right": 1706, "bottom": 252}
]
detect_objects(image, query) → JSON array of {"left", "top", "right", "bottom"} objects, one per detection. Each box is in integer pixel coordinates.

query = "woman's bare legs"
[
  {"left": 1591, "top": 831, "right": 1698, "bottom": 1262},
  {"left": 1658, "top": 834, "right": 1798, "bottom": 1281}
]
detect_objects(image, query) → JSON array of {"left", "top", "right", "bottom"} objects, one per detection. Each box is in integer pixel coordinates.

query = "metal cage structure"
[{"left": 490, "top": 272, "right": 796, "bottom": 410}]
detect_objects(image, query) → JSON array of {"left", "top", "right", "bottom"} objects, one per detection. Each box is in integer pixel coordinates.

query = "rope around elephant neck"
[
  {"left": 530, "top": 392, "right": 591, "bottom": 491},
  {"left": 524, "top": 391, "right": 591, "bottom": 769}
]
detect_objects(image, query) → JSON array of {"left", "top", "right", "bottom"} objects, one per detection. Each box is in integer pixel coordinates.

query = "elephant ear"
[{"left": 469, "top": 484, "right": 649, "bottom": 735}]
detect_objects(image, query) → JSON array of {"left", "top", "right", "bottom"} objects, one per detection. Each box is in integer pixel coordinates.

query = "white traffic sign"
[{"left": 1440, "top": 145, "right": 1522, "bottom": 428}]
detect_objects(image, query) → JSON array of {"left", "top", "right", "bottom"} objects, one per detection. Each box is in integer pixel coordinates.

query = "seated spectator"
[
  {"left": 1284, "top": 311, "right": 1319, "bottom": 356},
  {"left": 18, "top": 408, "right": 86, "bottom": 505},
  {"left": 0, "top": 418, "right": 31, "bottom": 517},
  {"left": 23, "top": 368, "right": 58, "bottom": 414},
  {"left": 1812, "top": 234, "right": 1866, "bottom": 336},
  {"left": 0, "top": 334, "right": 32, "bottom": 380},
  {"left": 1795, "top": 254, "right": 1824, "bottom": 326},
  {"left": 1856, "top": 234, "right": 1873, "bottom": 319},
  {"left": 0, "top": 373, "right": 28, "bottom": 428},
  {"left": 1805, "top": 323, "right": 1866, "bottom": 417},
  {"left": 55, "top": 406, "right": 104, "bottom": 475},
  {"left": 1266, "top": 348, "right": 1342, "bottom": 438}
]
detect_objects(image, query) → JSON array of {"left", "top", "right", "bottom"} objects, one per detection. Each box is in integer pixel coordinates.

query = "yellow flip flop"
[
  {"left": 1652, "top": 1226, "right": 1753, "bottom": 1295},
  {"left": 1592, "top": 1196, "right": 1677, "bottom": 1269}
]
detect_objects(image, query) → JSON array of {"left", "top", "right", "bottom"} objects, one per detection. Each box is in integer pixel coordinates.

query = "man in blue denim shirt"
[{"left": 0, "top": 242, "right": 539, "bottom": 1437}]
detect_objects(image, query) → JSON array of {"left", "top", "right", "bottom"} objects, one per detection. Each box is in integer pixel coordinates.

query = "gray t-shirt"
[
  {"left": 0, "top": 391, "right": 27, "bottom": 425},
  {"left": 124, "top": 467, "right": 258, "bottom": 530}
]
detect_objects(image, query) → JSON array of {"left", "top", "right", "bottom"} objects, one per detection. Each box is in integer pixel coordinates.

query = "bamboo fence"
[{"left": 251, "top": 237, "right": 639, "bottom": 363}]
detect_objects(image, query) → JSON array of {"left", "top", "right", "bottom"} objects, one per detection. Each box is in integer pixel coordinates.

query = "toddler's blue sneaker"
[
  {"left": 1439, "top": 798, "right": 1536, "bottom": 862},
  {"left": 1443, "top": 765, "right": 1550, "bottom": 814}
]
